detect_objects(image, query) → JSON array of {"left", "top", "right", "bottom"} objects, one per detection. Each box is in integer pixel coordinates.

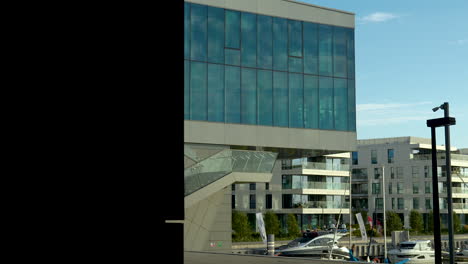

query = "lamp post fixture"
[{"left": 427, "top": 102, "right": 456, "bottom": 264}]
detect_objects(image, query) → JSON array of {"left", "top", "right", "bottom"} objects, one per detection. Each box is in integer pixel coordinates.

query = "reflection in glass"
[
  {"left": 225, "top": 10, "right": 240, "bottom": 49},
  {"left": 241, "top": 12, "right": 257, "bottom": 67},
  {"left": 273, "top": 17, "right": 288, "bottom": 71},
  {"left": 319, "top": 25, "right": 333, "bottom": 76},
  {"left": 304, "top": 22, "right": 318, "bottom": 75},
  {"left": 241, "top": 68, "right": 257, "bottom": 124},
  {"left": 289, "top": 73, "right": 304, "bottom": 128},
  {"left": 258, "top": 70, "right": 273, "bottom": 126},
  {"left": 190, "top": 4, "right": 207, "bottom": 61},
  {"left": 225, "top": 66, "right": 241, "bottom": 123},
  {"left": 273, "top": 71, "right": 288, "bottom": 127},
  {"left": 207, "top": 6, "right": 224, "bottom": 63},
  {"left": 190, "top": 61, "right": 207, "bottom": 120},
  {"left": 334, "top": 78, "right": 348, "bottom": 131},
  {"left": 288, "top": 20, "right": 302, "bottom": 57},
  {"left": 208, "top": 64, "right": 225, "bottom": 122},
  {"left": 304, "top": 75, "right": 319, "bottom": 129},
  {"left": 333, "top": 27, "right": 347, "bottom": 78},
  {"left": 257, "top": 15, "right": 272, "bottom": 69},
  {"left": 319, "top": 77, "right": 333, "bottom": 129}
]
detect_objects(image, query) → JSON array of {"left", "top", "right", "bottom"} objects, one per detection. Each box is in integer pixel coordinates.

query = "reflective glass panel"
[
  {"left": 225, "top": 66, "right": 241, "bottom": 123},
  {"left": 288, "top": 20, "right": 302, "bottom": 57},
  {"left": 333, "top": 27, "right": 347, "bottom": 78},
  {"left": 318, "top": 25, "right": 333, "bottom": 76},
  {"left": 241, "top": 68, "right": 257, "bottom": 125},
  {"left": 225, "top": 48, "right": 240, "bottom": 66},
  {"left": 304, "top": 75, "right": 319, "bottom": 128},
  {"left": 273, "top": 71, "right": 288, "bottom": 127},
  {"left": 207, "top": 6, "right": 224, "bottom": 63},
  {"left": 334, "top": 78, "right": 348, "bottom": 131},
  {"left": 258, "top": 70, "right": 273, "bottom": 126},
  {"left": 347, "top": 79, "right": 356, "bottom": 131},
  {"left": 225, "top": 10, "right": 240, "bottom": 49},
  {"left": 289, "top": 56, "right": 303, "bottom": 73},
  {"left": 190, "top": 61, "right": 207, "bottom": 120},
  {"left": 304, "top": 22, "right": 318, "bottom": 75},
  {"left": 257, "top": 15, "right": 272, "bottom": 69},
  {"left": 190, "top": 4, "right": 207, "bottom": 61},
  {"left": 289, "top": 73, "right": 304, "bottom": 128},
  {"left": 346, "top": 28, "right": 355, "bottom": 79},
  {"left": 241, "top": 12, "right": 257, "bottom": 67},
  {"left": 207, "top": 63, "right": 225, "bottom": 122},
  {"left": 273, "top": 17, "right": 288, "bottom": 71},
  {"left": 184, "top": 60, "right": 190, "bottom": 119},
  {"left": 319, "top": 77, "right": 334, "bottom": 129},
  {"left": 184, "top": 3, "right": 190, "bottom": 60}
]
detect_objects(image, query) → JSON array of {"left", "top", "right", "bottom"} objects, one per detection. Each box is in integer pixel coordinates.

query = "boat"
[
  {"left": 275, "top": 231, "right": 350, "bottom": 259},
  {"left": 387, "top": 240, "right": 435, "bottom": 263}
]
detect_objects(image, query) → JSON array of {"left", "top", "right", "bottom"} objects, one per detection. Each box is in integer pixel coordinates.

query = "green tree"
[
  {"left": 409, "top": 210, "right": 424, "bottom": 234},
  {"left": 232, "top": 210, "right": 251, "bottom": 240},
  {"left": 264, "top": 211, "right": 280, "bottom": 236},
  {"left": 386, "top": 211, "right": 403, "bottom": 235},
  {"left": 287, "top": 214, "right": 301, "bottom": 238},
  {"left": 453, "top": 212, "right": 461, "bottom": 233},
  {"left": 427, "top": 210, "right": 434, "bottom": 232}
]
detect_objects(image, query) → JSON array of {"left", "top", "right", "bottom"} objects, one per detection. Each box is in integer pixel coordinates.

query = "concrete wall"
[
  {"left": 185, "top": 0, "right": 355, "bottom": 28},
  {"left": 185, "top": 186, "right": 233, "bottom": 252}
]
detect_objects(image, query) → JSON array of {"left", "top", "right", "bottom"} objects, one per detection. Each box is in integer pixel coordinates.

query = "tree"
[
  {"left": 453, "top": 212, "right": 461, "bottom": 233},
  {"left": 264, "top": 211, "right": 280, "bottom": 236},
  {"left": 232, "top": 210, "right": 251, "bottom": 240},
  {"left": 427, "top": 210, "right": 434, "bottom": 232},
  {"left": 386, "top": 211, "right": 403, "bottom": 235},
  {"left": 409, "top": 210, "right": 424, "bottom": 234},
  {"left": 287, "top": 214, "right": 301, "bottom": 238}
]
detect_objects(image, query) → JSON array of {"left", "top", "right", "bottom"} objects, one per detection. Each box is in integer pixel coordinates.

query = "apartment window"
[
  {"left": 266, "top": 194, "right": 272, "bottom": 209},
  {"left": 425, "top": 198, "right": 432, "bottom": 210},
  {"left": 424, "top": 166, "right": 429, "bottom": 178},
  {"left": 390, "top": 167, "right": 395, "bottom": 179},
  {"left": 397, "top": 182, "right": 404, "bottom": 194},
  {"left": 250, "top": 183, "right": 256, "bottom": 190},
  {"left": 413, "top": 198, "right": 419, "bottom": 209},
  {"left": 232, "top": 184, "right": 236, "bottom": 191},
  {"left": 392, "top": 198, "right": 395, "bottom": 209},
  {"left": 282, "top": 194, "right": 292, "bottom": 208},
  {"left": 412, "top": 166, "right": 419, "bottom": 178},
  {"left": 250, "top": 194, "right": 256, "bottom": 209},
  {"left": 413, "top": 183, "right": 419, "bottom": 194},
  {"left": 282, "top": 175, "right": 292, "bottom": 189},
  {"left": 388, "top": 183, "right": 393, "bottom": 194},
  {"left": 352, "top": 151, "right": 358, "bottom": 165},
  {"left": 425, "top": 182, "right": 431, "bottom": 193},
  {"left": 396, "top": 167, "right": 404, "bottom": 179},
  {"left": 372, "top": 183, "right": 381, "bottom": 194},
  {"left": 265, "top": 183, "right": 270, "bottom": 190},
  {"left": 232, "top": 195, "right": 236, "bottom": 209},
  {"left": 375, "top": 198, "right": 383, "bottom": 210},
  {"left": 397, "top": 198, "right": 404, "bottom": 210},
  {"left": 374, "top": 168, "right": 380, "bottom": 179},
  {"left": 371, "top": 150, "right": 378, "bottom": 164},
  {"left": 388, "top": 149, "right": 394, "bottom": 163}
]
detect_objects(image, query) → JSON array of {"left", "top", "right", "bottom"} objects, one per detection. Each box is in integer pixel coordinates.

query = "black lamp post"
[{"left": 427, "top": 102, "right": 456, "bottom": 264}]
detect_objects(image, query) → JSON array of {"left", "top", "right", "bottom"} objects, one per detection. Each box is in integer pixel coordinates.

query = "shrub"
[
  {"left": 386, "top": 211, "right": 403, "bottom": 235},
  {"left": 264, "top": 211, "right": 280, "bottom": 236},
  {"left": 409, "top": 210, "right": 424, "bottom": 234},
  {"left": 287, "top": 214, "right": 301, "bottom": 238},
  {"left": 232, "top": 210, "right": 251, "bottom": 241}
]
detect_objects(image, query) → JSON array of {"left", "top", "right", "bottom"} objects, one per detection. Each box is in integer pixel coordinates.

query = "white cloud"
[
  {"left": 359, "top": 12, "right": 398, "bottom": 24},
  {"left": 357, "top": 101, "right": 434, "bottom": 127}
]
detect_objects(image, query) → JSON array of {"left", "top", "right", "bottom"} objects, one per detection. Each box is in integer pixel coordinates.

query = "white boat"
[
  {"left": 388, "top": 240, "right": 435, "bottom": 263},
  {"left": 276, "top": 232, "right": 349, "bottom": 259}
]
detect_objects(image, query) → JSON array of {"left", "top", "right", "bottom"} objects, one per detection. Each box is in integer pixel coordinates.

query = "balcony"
[
  {"left": 282, "top": 161, "right": 350, "bottom": 176},
  {"left": 292, "top": 201, "right": 350, "bottom": 209},
  {"left": 412, "top": 153, "right": 468, "bottom": 162}
]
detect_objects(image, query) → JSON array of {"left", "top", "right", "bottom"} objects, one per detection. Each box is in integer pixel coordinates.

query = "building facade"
[
  {"left": 351, "top": 137, "right": 468, "bottom": 229},
  {"left": 183, "top": 0, "right": 356, "bottom": 252}
]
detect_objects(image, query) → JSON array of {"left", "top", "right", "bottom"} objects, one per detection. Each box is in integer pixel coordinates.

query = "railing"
[
  {"left": 293, "top": 201, "right": 350, "bottom": 209},
  {"left": 440, "top": 203, "right": 468, "bottom": 209},
  {"left": 284, "top": 162, "right": 349, "bottom": 171},
  {"left": 412, "top": 153, "right": 468, "bottom": 161},
  {"left": 184, "top": 149, "right": 277, "bottom": 196}
]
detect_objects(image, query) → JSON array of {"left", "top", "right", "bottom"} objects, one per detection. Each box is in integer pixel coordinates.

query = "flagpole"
[{"left": 382, "top": 166, "right": 388, "bottom": 262}]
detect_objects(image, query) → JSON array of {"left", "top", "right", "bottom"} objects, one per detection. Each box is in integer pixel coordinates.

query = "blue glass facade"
[{"left": 184, "top": 2, "right": 356, "bottom": 131}]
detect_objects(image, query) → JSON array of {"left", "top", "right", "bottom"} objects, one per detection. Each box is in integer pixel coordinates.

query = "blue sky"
[{"left": 300, "top": 0, "right": 468, "bottom": 148}]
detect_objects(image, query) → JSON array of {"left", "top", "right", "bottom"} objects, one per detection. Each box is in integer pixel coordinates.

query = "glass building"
[{"left": 183, "top": 0, "right": 356, "bottom": 253}]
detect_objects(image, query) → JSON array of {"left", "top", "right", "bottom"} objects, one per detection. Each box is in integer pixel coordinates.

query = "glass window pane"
[
  {"left": 333, "top": 27, "right": 347, "bottom": 78},
  {"left": 304, "top": 22, "right": 318, "bottom": 75},
  {"left": 346, "top": 28, "right": 355, "bottom": 79},
  {"left": 207, "top": 6, "right": 224, "bottom": 63},
  {"left": 184, "top": 3, "right": 190, "bottom": 60},
  {"left": 190, "top": 4, "right": 207, "bottom": 61},
  {"left": 208, "top": 64, "right": 225, "bottom": 122},
  {"left": 257, "top": 15, "right": 272, "bottom": 69},
  {"left": 258, "top": 70, "right": 273, "bottom": 126},
  {"left": 304, "top": 75, "right": 319, "bottom": 128},
  {"left": 319, "top": 25, "right": 333, "bottom": 76},
  {"left": 184, "top": 60, "right": 190, "bottom": 119},
  {"left": 319, "top": 76, "right": 334, "bottom": 129},
  {"left": 225, "top": 66, "right": 241, "bottom": 123},
  {"left": 334, "top": 78, "right": 348, "bottom": 130},
  {"left": 347, "top": 79, "right": 356, "bottom": 131},
  {"left": 225, "top": 48, "right": 240, "bottom": 66},
  {"left": 289, "top": 56, "right": 303, "bottom": 73},
  {"left": 289, "top": 73, "right": 304, "bottom": 128},
  {"left": 241, "top": 12, "right": 257, "bottom": 67},
  {"left": 288, "top": 20, "right": 302, "bottom": 57},
  {"left": 241, "top": 68, "right": 257, "bottom": 125},
  {"left": 273, "top": 71, "right": 288, "bottom": 127},
  {"left": 190, "top": 61, "right": 207, "bottom": 120},
  {"left": 225, "top": 10, "right": 240, "bottom": 49},
  {"left": 273, "top": 17, "right": 288, "bottom": 71}
]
